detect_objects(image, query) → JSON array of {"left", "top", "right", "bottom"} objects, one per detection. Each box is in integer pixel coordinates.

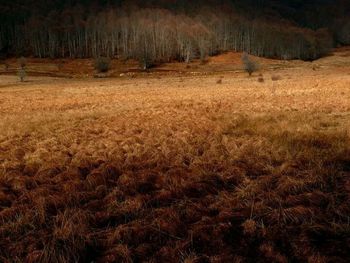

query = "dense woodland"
[{"left": 0, "top": 0, "right": 349, "bottom": 65}]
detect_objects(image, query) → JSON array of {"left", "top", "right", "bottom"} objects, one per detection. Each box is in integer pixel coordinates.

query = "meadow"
[{"left": 0, "top": 51, "right": 350, "bottom": 262}]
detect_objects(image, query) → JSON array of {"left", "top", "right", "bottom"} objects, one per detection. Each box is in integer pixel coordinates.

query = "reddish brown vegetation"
[
  {"left": 1, "top": 118, "right": 349, "bottom": 262},
  {"left": 0, "top": 64, "right": 350, "bottom": 262}
]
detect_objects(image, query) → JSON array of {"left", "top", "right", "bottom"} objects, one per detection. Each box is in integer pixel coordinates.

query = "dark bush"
[
  {"left": 18, "top": 56, "right": 26, "bottom": 69},
  {"left": 271, "top": 75, "right": 282, "bottom": 81},
  {"left": 18, "top": 68, "right": 26, "bottom": 82},
  {"left": 242, "top": 53, "right": 259, "bottom": 76},
  {"left": 0, "top": 60, "right": 9, "bottom": 71},
  {"left": 94, "top": 57, "right": 111, "bottom": 73},
  {"left": 258, "top": 77, "right": 264, "bottom": 83},
  {"left": 17, "top": 57, "right": 27, "bottom": 82}
]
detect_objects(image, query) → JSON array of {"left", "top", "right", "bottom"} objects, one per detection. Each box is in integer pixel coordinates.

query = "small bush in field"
[
  {"left": 258, "top": 76, "right": 265, "bottom": 83},
  {"left": 18, "top": 68, "right": 26, "bottom": 82},
  {"left": 271, "top": 75, "right": 282, "bottom": 81},
  {"left": 0, "top": 60, "right": 9, "bottom": 71},
  {"left": 18, "top": 56, "right": 27, "bottom": 69},
  {"left": 94, "top": 57, "right": 111, "bottom": 73},
  {"left": 18, "top": 57, "right": 27, "bottom": 82},
  {"left": 242, "top": 52, "right": 259, "bottom": 76},
  {"left": 57, "top": 60, "right": 64, "bottom": 71}
]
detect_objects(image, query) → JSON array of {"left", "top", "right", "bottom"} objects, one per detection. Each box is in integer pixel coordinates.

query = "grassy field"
[{"left": 0, "top": 51, "right": 350, "bottom": 262}]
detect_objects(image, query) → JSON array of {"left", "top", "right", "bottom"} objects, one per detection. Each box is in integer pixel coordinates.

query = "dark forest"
[{"left": 0, "top": 0, "right": 349, "bottom": 64}]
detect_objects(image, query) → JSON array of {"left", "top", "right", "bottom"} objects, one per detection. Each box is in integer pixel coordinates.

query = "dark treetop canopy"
[{"left": 0, "top": 0, "right": 349, "bottom": 61}]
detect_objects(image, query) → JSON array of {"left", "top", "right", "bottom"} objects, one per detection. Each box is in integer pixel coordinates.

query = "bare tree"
[
  {"left": 241, "top": 52, "right": 259, "bottom": 76},
  {"left": 176, "top": 17, "right": 195, "bottom": 63},
  {"left": 18, "top": 57, "right": 27, "bottom": 82}
]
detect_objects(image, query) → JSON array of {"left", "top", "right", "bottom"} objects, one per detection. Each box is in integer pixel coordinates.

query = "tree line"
[{"left": 0, "top": 5, "right": 336, "bottom": 66}]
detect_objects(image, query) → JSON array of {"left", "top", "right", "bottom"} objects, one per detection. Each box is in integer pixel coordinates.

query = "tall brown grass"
[{"left": 0, "top": 69, "right": 349, "bottom": 262}]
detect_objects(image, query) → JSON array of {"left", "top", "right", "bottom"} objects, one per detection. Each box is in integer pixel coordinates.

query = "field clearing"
[{"left": 0, "top": 54, "right": 350, "bottom": 262}]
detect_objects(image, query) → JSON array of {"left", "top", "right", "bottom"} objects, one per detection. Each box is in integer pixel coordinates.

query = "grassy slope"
[
  {"left": 1, "top": 47, "right": 350, "bottom": 79},
  {"left": 0, "top": 52, "right": 350, "bottom": 262}
]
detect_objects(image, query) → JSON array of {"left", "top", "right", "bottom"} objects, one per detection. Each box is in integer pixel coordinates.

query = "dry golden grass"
[{"left": 0, "top": 52, "right": 350, "bottom": 262}]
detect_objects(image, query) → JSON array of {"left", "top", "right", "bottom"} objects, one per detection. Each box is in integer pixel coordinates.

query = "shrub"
[
  {"left": 94, "top": 57, "right": 111, "bottom": 73},
  {"left": 0, "top": 60, "right": 9, "bottom": 71},
  {"left": 18, "top": 56, "right": 26, "bottom": 69},
  {"left": 242, "top": 52, "right": 259, "bottom": 76},
  {"left": 258, "top": 77, "right": 264, "bottom": 83},
  {"left": 137, "top": 48, "right": 156, "bottom": 71},
  {"left": 139, "top": 57, "right": 154, "bottom": 71},
  {"left": 57, "top": 60, "right": 65, "bottom": 71},
  {"left": 271, "top": 75, "right": 282, "bottom": 81},
  {"left": 17, "top": 57, "right": 27, "bottom": 82},
  {"left": 18, "top": 68, "right": 26, "bottom": 82}
]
